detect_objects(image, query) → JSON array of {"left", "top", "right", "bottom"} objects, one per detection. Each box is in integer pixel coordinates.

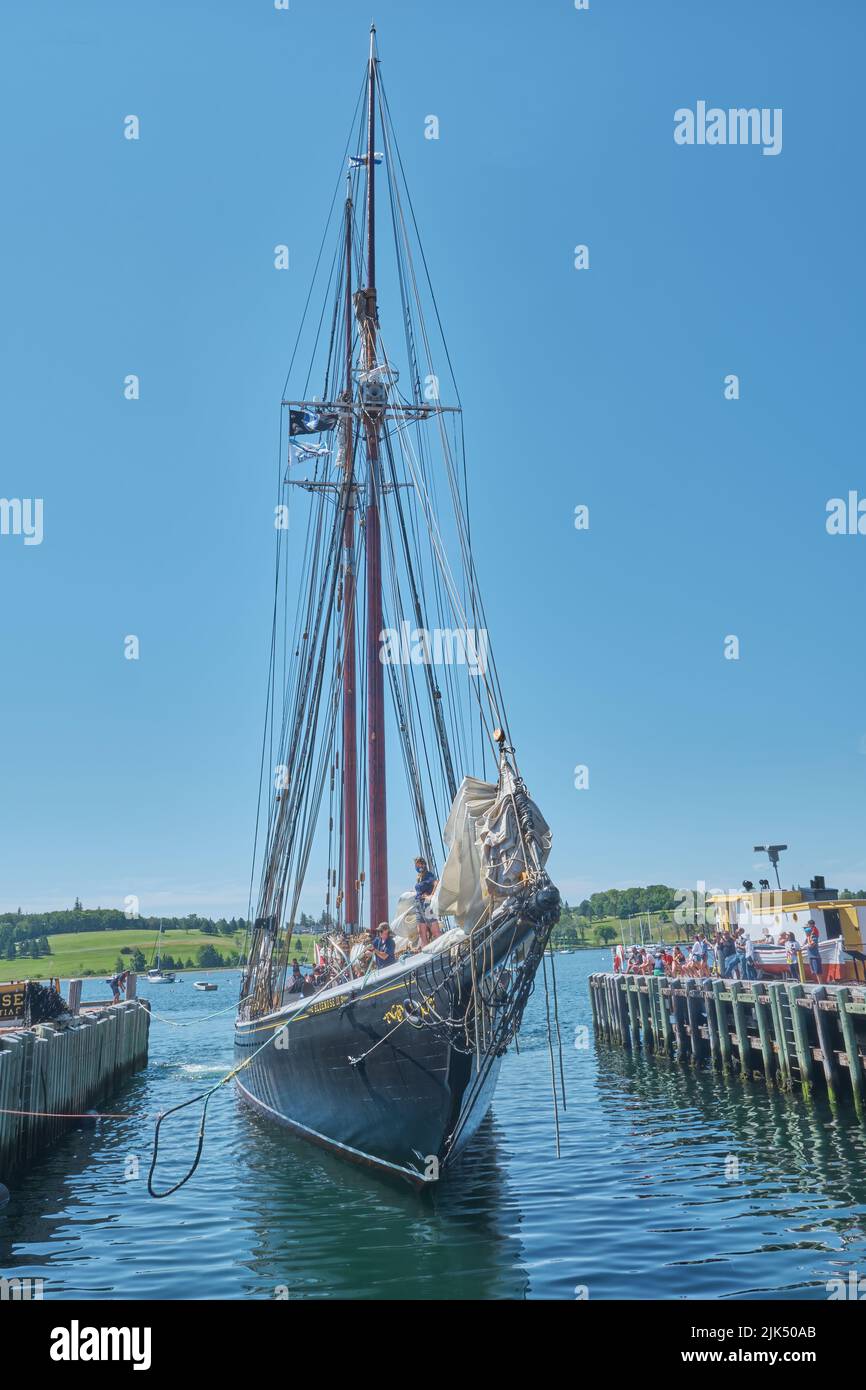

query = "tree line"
[
  {"left": 572, "top": 886, "right": 678, "bottom": 920},
  {"left": 549, "top": 887, "right": 680, "bottom": 949},
  {"left": 0, "top": 905, "right": 250, "bottom": 945},
  {"left": 0, "top": 903, "right": 339, "bottom": 965}
]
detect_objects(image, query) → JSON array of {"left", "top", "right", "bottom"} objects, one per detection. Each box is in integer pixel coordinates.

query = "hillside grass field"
[
  {"left": 0, "top": 928, "right": 326, "bottom": 980},
  {"left": 0, "top": 928, "right": 328, "bottom": 981},
  {"left": 1, "top": 928, "right": 240, "bottom": 981}
]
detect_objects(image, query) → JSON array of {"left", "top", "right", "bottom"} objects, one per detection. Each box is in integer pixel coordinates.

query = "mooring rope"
[
  {"left": 548, "top": 950, "right": 567, "bottom": 1112},
  {"left": 541, "top": 951, "right": 562, "bottom": 1159},
  {"left": 146, "top": 973, "right": 339, "bottom": 1199},
  {"left": 146, "top": 996, "right": 251, "bottom": 1028},
  {"left": 347, "top": 1015, "right": 406, "bottom": 1065}
]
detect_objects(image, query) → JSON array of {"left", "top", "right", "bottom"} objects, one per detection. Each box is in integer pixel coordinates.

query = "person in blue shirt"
[
  {"left": 414, "top": 856, "right": 440, "bottom": 946},
  {"left": 370, "top": 923, "right": 396, "bottom": 969},
  {"left": 805, "top": 920, "right": 823, "bottom": 982},
  {"left": 414, "top": 857, "right": 436, "bottom": 902}
]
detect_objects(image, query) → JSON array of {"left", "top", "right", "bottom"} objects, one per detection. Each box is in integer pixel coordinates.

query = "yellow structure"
[{"left": 706, "top": 887, "right": 866, "bottom": 980}]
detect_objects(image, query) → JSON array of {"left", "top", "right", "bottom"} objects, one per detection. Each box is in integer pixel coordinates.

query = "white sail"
[{"left": 438, "top": 771, "right": 552, "bottom": 930}]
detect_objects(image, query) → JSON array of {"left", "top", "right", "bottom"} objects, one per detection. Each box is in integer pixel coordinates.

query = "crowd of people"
[
  {"left": 287, "top": 854, "right": 443, "bottom": 995},
  {"left": 614, "top": 919, "right": 826, "bottom": 983}
]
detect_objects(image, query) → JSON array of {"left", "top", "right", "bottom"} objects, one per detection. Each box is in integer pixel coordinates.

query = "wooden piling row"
[
  {"left": 589, "top": 973, "right": 866, "bottom": 1109},
  {"left": 0, "top": 999, "right": 150, "bottom": 1182}
]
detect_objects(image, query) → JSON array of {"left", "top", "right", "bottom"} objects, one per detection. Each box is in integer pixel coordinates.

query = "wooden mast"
[
  {"left": 363, "top": 24, "right": 389, "bottom": 933},
  {"left": 341, "top": 179, "right": 359, "bottom": 932}
]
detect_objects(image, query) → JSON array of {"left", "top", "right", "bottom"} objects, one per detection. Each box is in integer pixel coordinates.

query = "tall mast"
[
  {"left": 362, "top": 24, "right": 389, "bottom": 933},
  {"left": 341, "top": 179, "right": 359, "bottom": 932}
]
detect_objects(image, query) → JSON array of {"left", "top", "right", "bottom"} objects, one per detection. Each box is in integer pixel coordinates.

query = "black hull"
[
  {"left": 235, "top": 1045, "right": 502, "bottom": 1186},
  {"left": 234, "top": 894, "right": 558, "bottom": 1184}
]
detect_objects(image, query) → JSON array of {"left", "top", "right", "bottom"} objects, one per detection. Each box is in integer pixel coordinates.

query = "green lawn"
[
  {"left": 0, "top": 927, "right": 325, "bottom": 981},
  {"left": 2, "top": 928, "right": 242, "bottom": 980}
]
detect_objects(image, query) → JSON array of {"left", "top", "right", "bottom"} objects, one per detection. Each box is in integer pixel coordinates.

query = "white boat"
[
  {"left": 146, "top": 922, "right": 177, "bottom": 983},
  {"left": 194, "top": 981, "right": 218, "bottom": 992},
  {"left": 708, "top": 873, "right": 866, "bottom": 982}
]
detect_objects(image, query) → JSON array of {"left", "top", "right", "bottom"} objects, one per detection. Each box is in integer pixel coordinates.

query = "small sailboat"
[
  {"left": 235, "top": 28, "right": 560, "bottom": 1186},
  {"left": 145, "top": 921, "right": 177, "bottom": 984}
]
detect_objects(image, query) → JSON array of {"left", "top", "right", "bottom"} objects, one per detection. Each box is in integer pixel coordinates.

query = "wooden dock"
[
  {"left": 588, "top": 972, "right": 866, "bottom": 1113},
  {"left": 0, "top": 980, "right": 150, "bottom": 1183}
]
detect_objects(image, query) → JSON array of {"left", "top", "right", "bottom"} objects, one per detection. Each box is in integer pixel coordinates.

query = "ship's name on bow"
[{"left": 308, "top": 996, "right": 340, "bottom": 1015}]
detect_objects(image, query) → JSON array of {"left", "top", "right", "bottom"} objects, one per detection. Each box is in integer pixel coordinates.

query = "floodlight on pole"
[{"left": 754, "top": 843, "right": 788, "bottom": 891}]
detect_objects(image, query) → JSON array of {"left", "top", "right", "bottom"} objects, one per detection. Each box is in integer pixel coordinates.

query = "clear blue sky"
[{"left": 1, "top": 0, "right": 864, "bottom": 918}]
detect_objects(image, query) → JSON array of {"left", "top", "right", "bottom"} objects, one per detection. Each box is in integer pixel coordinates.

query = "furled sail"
[{"left": 438, "top": 770, "right": 552, "bottom": 930}]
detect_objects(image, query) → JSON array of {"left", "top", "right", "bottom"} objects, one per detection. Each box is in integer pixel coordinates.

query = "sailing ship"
[{"left": 234, "top": 28, "right": 560, "bottom": 1185}]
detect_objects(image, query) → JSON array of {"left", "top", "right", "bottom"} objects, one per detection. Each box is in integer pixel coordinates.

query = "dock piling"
[
  {"left": 836, "top": 987, "right": 864, "bottom": 1116},
  {"left": 711, "top": 980, "right": 732, "bottom": 1071},
  {"left": 812, "top": 985, "right": 840, "bottom": 1104},
  {"left": 590, "top": 971, "right": 866, "bottom": 1110},
  {"left": 785, "top": 983, "right": 814, "bottom": 1096},
  {"left": 0, "top": 996, "right": 150, "bottom": 1185}
]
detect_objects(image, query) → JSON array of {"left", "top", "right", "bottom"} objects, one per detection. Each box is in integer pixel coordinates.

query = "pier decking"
[
  {"left": 0, "top": 981, "right": 150, "bottom": 1183},
  {"left": 589, "top": 972, "right": 866, "bottom": 1112}
]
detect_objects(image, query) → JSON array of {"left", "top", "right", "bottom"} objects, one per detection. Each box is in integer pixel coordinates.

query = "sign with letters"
[{"left": 0, "top": 982, "right": 26, "bottom": 1023}]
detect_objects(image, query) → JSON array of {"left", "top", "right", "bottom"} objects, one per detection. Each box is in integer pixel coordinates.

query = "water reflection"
[
  {"left": 592, "top": 1042, "right": 866, "bottom": 1297},
  {"left": 233, "top": 1101, "right": 529, "bottom": 1299}
]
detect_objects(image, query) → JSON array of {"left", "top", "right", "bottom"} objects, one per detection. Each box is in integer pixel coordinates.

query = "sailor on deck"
[
  {"left": 370, "top": 923, "right": 396, "bottom": 969},
  {"left": 413, "top": 856, "right": 441, "bottom": 946}
]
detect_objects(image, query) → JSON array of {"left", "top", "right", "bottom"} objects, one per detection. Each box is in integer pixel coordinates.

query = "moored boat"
[
  {"left": 145, "top": 922, "right": 177, "bottom": 984},
  {"left": 708, "top": 875, "right": 866, "bottom": 981}
]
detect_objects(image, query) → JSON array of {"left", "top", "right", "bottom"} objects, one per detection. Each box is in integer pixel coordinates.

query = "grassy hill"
[
  {"left": 0, "top": 927, "right": 327, "bottom": 981},
  {"left": 24, "top": 929, "right": 241, "bottom": 980}
]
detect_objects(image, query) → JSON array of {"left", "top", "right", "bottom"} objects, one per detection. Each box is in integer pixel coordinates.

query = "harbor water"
[{"left": 3, "top": 952, "right": 866, "bottom": 1300}]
